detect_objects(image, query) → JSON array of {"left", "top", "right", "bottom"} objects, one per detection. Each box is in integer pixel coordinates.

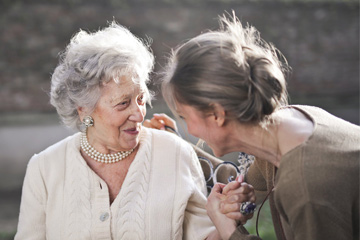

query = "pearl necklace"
[{"left": 80, "top": 133, "right": 134, "bottom": 164}]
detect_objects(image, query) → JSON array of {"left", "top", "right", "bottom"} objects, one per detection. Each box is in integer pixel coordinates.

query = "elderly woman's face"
[{"left": 88, "top": 76, "right": 147, "bottom": 152}]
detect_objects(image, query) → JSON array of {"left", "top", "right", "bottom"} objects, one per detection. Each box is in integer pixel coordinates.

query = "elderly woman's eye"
[{"left": 115, "top": 100, "right": 129, "bottom": 110}]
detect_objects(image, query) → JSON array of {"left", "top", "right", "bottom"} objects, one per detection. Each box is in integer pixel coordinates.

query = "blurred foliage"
[
  {"left": 0, "top": 232, "right": 15, "bottom": 240},
  {"left": 244, "top": 200, "right": 277, "bottom": 239}
]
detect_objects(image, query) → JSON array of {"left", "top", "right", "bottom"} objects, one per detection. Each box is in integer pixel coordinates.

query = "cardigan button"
[{"left": 100, "top": 212, "right": 109, "bottom": 222}]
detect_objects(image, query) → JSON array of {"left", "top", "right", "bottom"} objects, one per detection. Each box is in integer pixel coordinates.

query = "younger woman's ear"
[{"left": 211, "top": 103, "right": 226, "bottom": 127}]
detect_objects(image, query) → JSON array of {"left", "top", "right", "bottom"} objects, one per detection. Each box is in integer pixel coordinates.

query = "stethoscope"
[
  {"left": 198, "top": 156, "right": 241, "bottom": 186},
  {"left": 164, "top": 125, "right": 242, "bottom": 185}
]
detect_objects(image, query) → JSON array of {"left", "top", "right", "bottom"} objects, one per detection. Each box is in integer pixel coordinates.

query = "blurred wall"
[{"left": 1, "top": 1, "right": 359, "bottom": 120}]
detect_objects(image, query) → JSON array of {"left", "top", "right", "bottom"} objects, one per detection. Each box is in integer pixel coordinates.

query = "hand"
[
  {"left": 206, "top": 183, "right": 237, "bottom": 240},
  {"left": 220, "top": 175, "right": 256, "bottom": 225},
  {"left": 143, "top": 113, "right": 178, "bottom": 132}
]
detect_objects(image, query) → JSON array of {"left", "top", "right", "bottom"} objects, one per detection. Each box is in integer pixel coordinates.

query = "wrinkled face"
[{"left": 85, "top": 76, "right": 147, "bottom": 152}]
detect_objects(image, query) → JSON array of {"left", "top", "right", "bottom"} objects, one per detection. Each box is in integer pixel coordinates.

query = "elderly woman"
[
  {"left": 157, "top": 13, "right": 360, "bottom": 240},
  {"left": 14, "top": 22, "right": 254, "bottom": 240}
]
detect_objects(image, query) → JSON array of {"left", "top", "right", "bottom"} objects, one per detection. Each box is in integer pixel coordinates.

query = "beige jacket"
[{"left": 230, "top": 105, "right": 360, "bottom": 240}]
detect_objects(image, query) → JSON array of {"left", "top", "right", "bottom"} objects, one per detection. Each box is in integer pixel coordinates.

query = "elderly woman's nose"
[{"left": 129, "top": 103, "right": 145, "bottom": 122}]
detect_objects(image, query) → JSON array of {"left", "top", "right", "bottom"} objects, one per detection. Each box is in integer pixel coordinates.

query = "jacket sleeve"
[
  {"left": 15, "top": 154, "right": 47, "bottom": 240},
  {"left": 226, "top": 158, "right": 269, "bottom": 240},
  {"left": 282, "top": 198, "right": 354, "bottom": 240},
  {"left": 229, "top": 225, "right": 262, "bottom": 240},
  {"left": 245, "top": 158, "right": 270, "bottom": 205},
  {"left": 228, "top": 157, "right": 266, "bottom": 240}
]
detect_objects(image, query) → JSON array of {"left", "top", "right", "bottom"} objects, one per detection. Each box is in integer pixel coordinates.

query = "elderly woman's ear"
[
  {"left": 77, "top": 106, "right": 93, "bottom": 124},
  {"left": 77, "top": 106, "right": 86, "bottom": 122}
]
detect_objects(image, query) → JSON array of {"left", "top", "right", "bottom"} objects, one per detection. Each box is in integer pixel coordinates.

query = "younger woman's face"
[{"left": 175, "top": 103, "right": 227, "bottom": 157}]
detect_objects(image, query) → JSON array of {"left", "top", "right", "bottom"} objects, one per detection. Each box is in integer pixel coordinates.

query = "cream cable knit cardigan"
[{"left": 15, "top": 127, "right": 215, "bottom": 240}]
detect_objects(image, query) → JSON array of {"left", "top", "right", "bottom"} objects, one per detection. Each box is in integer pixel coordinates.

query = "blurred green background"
[{"left": 0, "top": 0, "right": 358, "bottom": 239}]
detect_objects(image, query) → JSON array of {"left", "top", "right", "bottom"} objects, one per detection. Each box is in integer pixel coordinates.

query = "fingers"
[
  {"left": 224, "top": 190, "right": 256, "bottom": 207},
  {"left": 151, "top": 117, "right": 166, "bottom": 130},
  {"left": 220, "top": 200, "right": 255, "bottom": 223},
  {"left": 143, "top": 119, "right": 152, "bottom": 128},
  {"left": 222, "top": 179, "right": 254, "bottom": 196},
  {"left": 220, "top": 181, "right": 256, "bottom": 223},
  {"left": 209, "top": 181, "right": 256, "bottom": 226},
  {"left": 207, "top": 183, "right": 225, "bottom": 211},
  {"left": 221, "top": 196, "right": 255, "bottom": 213},
  {"left": 224, "top": 182, "right": 255, "bottom": 198},
  {"left": 206, "top": 186, "right": 239, "bottom": 240},
  {"left": 220, "top": 201, "right": 241, "bottom": 213},
  {"left": 144, "top": 113, "right": 179, "bottom": 132},
  {"left": 219, "top": 197, "right": 255, "bottom": 224},
  {"left": 235, "top": 174, "right": 244, "bottom": 183},
  {"left": 222, "top": 181, "right": 241, "bottom": 195},
  {"left": 143, "top": 117, "right": 165, "bottom": 130},
  {"left": 153, "top": 113, "right": 177, "bottom": 131}
]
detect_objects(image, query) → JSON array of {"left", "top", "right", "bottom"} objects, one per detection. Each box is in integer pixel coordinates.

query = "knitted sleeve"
[
  {"left": 181, "top": 144, "right": 216, "bottom": 240},
  {"left": 14, "top": 154, "right": 47, "bottom": 240}
]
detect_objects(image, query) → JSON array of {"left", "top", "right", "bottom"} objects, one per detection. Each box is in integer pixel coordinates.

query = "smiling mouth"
[{"left": 124, "top": 127, "right": 140, "bottom": 135}]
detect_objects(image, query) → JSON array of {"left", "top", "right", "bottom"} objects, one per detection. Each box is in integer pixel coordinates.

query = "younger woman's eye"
[
  {"left": 137, "top": 94, "right": 145, "bottom": 105},
  {"left": 179, "top": 115, "right": 185, "bottom": 120}
]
